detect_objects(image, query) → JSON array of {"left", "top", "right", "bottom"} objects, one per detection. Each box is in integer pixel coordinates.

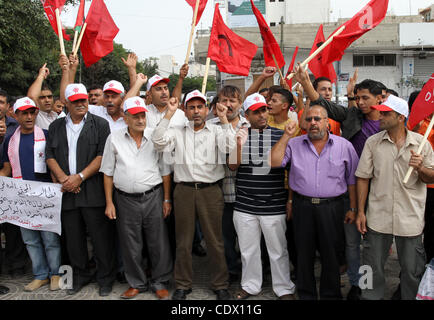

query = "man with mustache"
[
  {"left": 27, "top": 64, "right": 59, "bottom": 130},
  {"left": 88, "top": 80, "right": 127, "bottom": 132},
  {"left": 152, "top": 90, "right": 236, "bottom": 300},
  {"left": 356, "top": 95, "right": 434, "bottom": 300},
  {"left": 270, "top": 105, "right": 359, "bottom": 300},
  {"left": 47, "top": 57, "right": 116, "bottom": 296}
]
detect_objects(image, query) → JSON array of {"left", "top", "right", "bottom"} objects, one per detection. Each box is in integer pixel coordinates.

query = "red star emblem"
[
  {"left": 109, "top": 83, "right": 114, "bottom": 87},
  {"left": 193, "top": 92, "right": 198, "bottom": 96},
  {"left": 73, "top": 87, "right": 79, "bottom": 93},
  {"left": 254, "top": 96, "right": 260, "bottom": 102},
  {"left": 25, "top": 100, "right": 31, "bottom": 104},
  {"left": 135, "top": 100, "right": 141, "bottom": 106}
]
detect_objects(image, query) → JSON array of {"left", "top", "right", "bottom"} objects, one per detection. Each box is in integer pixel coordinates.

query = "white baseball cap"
[
  {"left": 13, "top": 97, "right": 38, "bottom": 113},
  {"left": 65, "top": 84, "right": 88, "bottom": 102},
  {"left": 243, "top": 93, "right": 268, "bottom": 112},
  {"left": 123, "top": 97, "right": 148, "bottom": 115},
  {"left": 184, "top": 90, "right": 206, "bottom": 105},
  {"left": 371, "top": 94, "right": 409, "bottom": 118},
  {"left": 146, "top": 75, "right": 170, "bottom": 91},
  {"left": 103, "top": 80, "right": 125, "bottom": 94}
]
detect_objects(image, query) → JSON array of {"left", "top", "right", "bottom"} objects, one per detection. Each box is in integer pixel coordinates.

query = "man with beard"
[
  {"left": 356, "top": 95, "right": 434, "bottom": 300},
  {"left": 88, "top": 80, "right": 127, "bottom": 132},
  {"left": 152, "top": 90, "right": 236, "bottom": 300},
  {"left": 27, "top": 64, "right": 59, "bottom": 130},
  {"left": 270, "top": 105, "right": 359, "bottom": 300}
]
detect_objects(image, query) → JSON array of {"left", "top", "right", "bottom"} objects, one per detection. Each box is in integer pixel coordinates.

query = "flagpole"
[
  {"left": 55, "top": 8, "right": 66, "bottom": 56},
  {"left": 291, "top": 64, "right": 309, "bottom": 90},
  {"left": 201, "top": 57, "right": 211, "bottom": 95},
  {"left": 73, "top": 23, "right": 87, "bottom": 56},
  {"left": 403, "top": 114, "right": 434, "bottom": 183},
  {"left": 185, "top": 0, "right": 201, "bottom": 65},
  {"left": 72, "top": 30, "right": 79, "bottom": 53},
  {"left": 272, "top": 54, "right": 285, "bottom": 81},
  {"left": 286, "top": 25, "right": 346, "bottom": 81}
]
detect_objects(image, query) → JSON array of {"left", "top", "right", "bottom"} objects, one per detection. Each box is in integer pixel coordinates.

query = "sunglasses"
[{"left": 305, "top": 116, "right": 324, "bottom": 122}]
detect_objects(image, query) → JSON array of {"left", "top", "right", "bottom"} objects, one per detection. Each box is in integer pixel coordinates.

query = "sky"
[{"left": 61, "top": 0, "right": 434, "bottom": 65}]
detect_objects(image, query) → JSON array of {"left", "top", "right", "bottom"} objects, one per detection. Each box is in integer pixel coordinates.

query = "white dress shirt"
[
  {"left": 146, "top": 104, "right": 187, "bottom": 129},
  {"left": 88, "top": 105, "right": 127, "bottom": 132},
  {"left": 100, "top": 127, "right": 170, "bottom": 193},
  {"left": 36, "top": 110, "right": 58, "bottom": 130},
  {"left": 65, "top": 113, "right": 86, "bottom": 174},
  {"left": 152, "top": 118, "right": 236, "bottom": 183}
]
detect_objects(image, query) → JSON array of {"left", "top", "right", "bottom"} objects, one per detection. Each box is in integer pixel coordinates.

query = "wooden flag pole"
[
  {"left": 403, "top": 114, "right": 434, "bottom": 183},
  {"left": 73, "top": 23, "right": 87, "bottom": 56},
  {"left": 291, "top": 64, "right": 309, "bottom": 90},
  {"left": 272, "top": 54, "right": 285, "bottom": 81},
  {"left": 72, "top": 30, "right": 79, "bottom": 53},
  {"left": 185, "top": 0, "right": 201, "bottom": 65},
  {"left": 55, "top": 8, "right": 66, "bottom": 56},
  {"left": 286, "top": 25, "right": 346, "bottom": 81},
  {"left": 202, "top": 57, "right": 211, "bottom": 95}
]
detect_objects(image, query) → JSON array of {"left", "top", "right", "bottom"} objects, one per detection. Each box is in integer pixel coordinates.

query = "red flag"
[
  {"left": 250, "top": 0, "right": 285, "bottom": 69},
  {"left": 309, "top": 25, "right": 337, "bottom": 83},
  {"left": 40, "top": 0, "right": 70, "bottom": 41},
  {"left": 285, "top": 46, "right": 299, "bottom": 88},
  {"left": 80, "top": 0, "right": 119, "bottom": 67},
  {"left": 407, "top": 75, "right": 434, "bottom": 130},
  {"left": 74, "top": 0, "right": 86, "bottom": 33},
  {"left": 323, "top": 0, "right": 389, "bottom": 64},
  {"left": 185, "top": 0, "right": 208, "bottom": 26},
  {"left": 208, "top": 4, "right": 257, "bottom": 76}
]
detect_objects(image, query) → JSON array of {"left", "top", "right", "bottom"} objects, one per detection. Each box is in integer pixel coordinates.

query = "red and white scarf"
[{"left": 7, "top": 126, "right": 47, "bottom": 179}]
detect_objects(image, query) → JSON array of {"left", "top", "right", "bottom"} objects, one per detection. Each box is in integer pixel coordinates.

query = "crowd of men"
[{"left": 0, "top": 52, "right": 433, "bottom": 301}]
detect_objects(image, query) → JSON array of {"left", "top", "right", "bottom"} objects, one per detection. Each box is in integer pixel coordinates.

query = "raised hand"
[
  {"left": 294, "top": 62, "right": 309, "bottom": 85},
  {"left": 262, "top": 66, "right": 277, "bottom": 79},
  {"left": 68, "top": 54, "right": 79, "bottom": 69},
  {"left": 347, "top": 68, "right": 358, "bottom": 96},
  {"left": 236, "top": 126, "right": 248, "bottom": 147},
  {"left": 58, "top": 54, "right": 70, "bottom": 71},
  {"left": 167, "top": 97, "right": 179, "bottom": 113},
  {"left": 136, "top": 73, "right": 148, "bottom": 86},
  {"left": 179, "top": 64, "right": 189, "bottom": 79},
  {"left": 284, "top": 121, "right": 297, "bottom": 137},
  {"left": 121, "top": 52, "right": 138, "bottom": 70},
  {"left": 216, "top": 102, "right": 228, "bottom": 119},
  {"left": 409, "top": 149, "right": 424, "bottom": 171},
  {"left": 38, "top": 63, "right": 50, "bottom": 79}
]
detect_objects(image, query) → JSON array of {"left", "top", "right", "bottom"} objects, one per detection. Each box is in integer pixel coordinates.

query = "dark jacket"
[
  {"left": 311, "top": 96, "right": 364, "bottom": 141},
  {"left": 46, "top": 112, "right": 110, "bottom": 210}
]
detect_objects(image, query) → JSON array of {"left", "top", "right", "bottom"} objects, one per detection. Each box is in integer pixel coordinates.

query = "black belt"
[
  {"left": 115, "top": 184, "right": 162, "bottom": 198},
  {"left": 294, "top": 192, "right": 347, "bottom": 205},
  {"left": 179, "top": 181, "right": 219, "bottom": 190}
]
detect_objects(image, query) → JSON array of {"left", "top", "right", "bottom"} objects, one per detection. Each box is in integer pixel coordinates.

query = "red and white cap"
[
  {"left": 371, "top": 94, "right": 409, "bottom": 118},
  {"left": 123, "top": 97, "right": 148, "bottom": 115},
  {"left": 13, "top": 97, "right": 38, "bottom": 113},
  {"left": 184, "top": 90, "right": 206, "bottom": 105},
  {"left": 65, "top": 84, "right": 88, "bottom": 102},
  {"left": 103, "top": 80, "right": 125, "bottom": 94},
  {"left": 243, "top": 93, "right": 267, "bottom": 112},
  {"left": 146, "top": 75, "right": 170, "bottom": 91}
]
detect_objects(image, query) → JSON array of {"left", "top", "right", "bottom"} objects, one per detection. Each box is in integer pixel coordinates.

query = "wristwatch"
[
  {"left": 350, "top": 208, "right": 357, "bottom": 212},
  {"left": 164, "top": 199, "right": 172, "bottom": 203},
  {"left": 78, "top": 172, "right": 85, "bottom": 181},
  {"left": 347, "top": 96, "right": 357, "bottom": 101}
]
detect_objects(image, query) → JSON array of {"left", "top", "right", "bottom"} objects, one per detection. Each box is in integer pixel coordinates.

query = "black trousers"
[
  {"left": 0, "top": 223, "right": 28, "bottom": 272},
  {"left": 61, "top": 207, "right": 116, "bottom": 287},
  {"left": 292, "top": 194, "right": 346, "bottom": 300},
  {"left": 424, "top": 188, "right": 434, "bottom": 263}
]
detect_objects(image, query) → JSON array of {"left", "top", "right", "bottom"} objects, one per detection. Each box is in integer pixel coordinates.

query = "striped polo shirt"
[{"left": 234, "top": 126, "right": 287, "bottom": 215}]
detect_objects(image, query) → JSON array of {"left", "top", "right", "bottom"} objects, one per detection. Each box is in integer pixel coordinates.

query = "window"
[
  {"left": 270, "top": 22, "right": 276, "bottom": 26},
  {"left": 270, "top": 0, "right": 275, "bottom": 2},
  {"left": 353, "top": 54, "right": 396, "bottom": 67}
]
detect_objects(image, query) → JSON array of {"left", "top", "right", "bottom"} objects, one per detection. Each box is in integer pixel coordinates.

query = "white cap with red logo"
[
  {"left": 123, "top": 97, "right": 148, "bottom": 115},
  {"left": 103, "top": 80, "right": 125, "bottom": 94},
  {"left": 371, "top": 94, "right": 409, "bottom": 118},
  {"left": 243, "top": 93, "right": 267, "bottom": 112},
  {"left": 146, "top": 75, "right": 170, "bottom": 91},
  {"left": 65, "top": 84, "right": 88, "bottom": 102},
  {"left": 184, "top": 90, "right": 207, "bottom": 105},
  {"left": 13, "top": 97, "right": 38, "bottom": 113}
]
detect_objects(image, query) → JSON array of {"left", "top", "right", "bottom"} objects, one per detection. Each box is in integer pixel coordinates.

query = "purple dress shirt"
[
  {"left": 281, "top": 134, "right": 359, "bottom": 198},
  {"left": 350, "top": 119, "right": 380, "bottom": 157}
]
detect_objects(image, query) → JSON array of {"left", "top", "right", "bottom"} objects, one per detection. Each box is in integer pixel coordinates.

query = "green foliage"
[{"left": 140, "top": 58, "right": 159, "bottom": 78}]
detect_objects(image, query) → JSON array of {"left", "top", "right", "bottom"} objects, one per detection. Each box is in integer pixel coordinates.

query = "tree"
[
  {"left": 140, "top": 58, "right": 159, "bottom": 78},
  {"left": 168, "top": 74, "right": 216, "bottom": 94}
]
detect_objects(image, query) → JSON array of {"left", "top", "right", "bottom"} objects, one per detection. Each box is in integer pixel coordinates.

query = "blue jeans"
[
  {"left": 20, "top": 228, "right": 61, "bottom": 280},
  {"left": 344, "top": 222, "right": 361, "bottom": 286}
]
